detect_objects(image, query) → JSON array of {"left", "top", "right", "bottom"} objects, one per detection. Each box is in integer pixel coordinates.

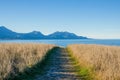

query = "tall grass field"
[
  {"left": 0, "top": 43, "right": 54, "bottom": 80},
  {"left": 67, "top": 44, "right": 120, "bottom": 80}
]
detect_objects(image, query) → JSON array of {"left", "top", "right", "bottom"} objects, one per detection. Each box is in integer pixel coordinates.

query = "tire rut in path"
[{"left": 35, "top": 47, "right": 81, "bottom": 80}]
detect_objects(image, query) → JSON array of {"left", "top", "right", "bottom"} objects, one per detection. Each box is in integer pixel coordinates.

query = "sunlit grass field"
[
  {"left": 0, "top": 43, "right": 54, "bottom": 80},
  {"left": 67, "top": 44, "right": 120, "bottom": 80}
]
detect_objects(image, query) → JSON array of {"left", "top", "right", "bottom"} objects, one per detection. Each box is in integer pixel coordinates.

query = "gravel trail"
[{"left": 35, "top": 47, "right": 81, "bottom": 80}]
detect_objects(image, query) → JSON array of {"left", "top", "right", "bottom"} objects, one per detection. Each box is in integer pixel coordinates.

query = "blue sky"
[{"left": 0, "top": 0, "right": 120, "bottom": 39}]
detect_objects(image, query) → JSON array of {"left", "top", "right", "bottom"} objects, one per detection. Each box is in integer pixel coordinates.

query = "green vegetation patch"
[
  {"left": 66, "top": 48, "right": 94, "bottom": 80},
  {"left": 8, "top": 47, "right": 58, "bottom": 80}
]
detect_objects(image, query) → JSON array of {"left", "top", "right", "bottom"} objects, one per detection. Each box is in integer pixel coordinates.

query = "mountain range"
[{"left": 0, "top": 26, "right": 88, "bottom": 39}]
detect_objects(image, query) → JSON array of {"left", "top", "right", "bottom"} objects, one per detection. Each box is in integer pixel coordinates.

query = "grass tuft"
[
  {"left": 67, "top": 44, "right": 120, "bottom": 80},
  {"left": 0, "top": 43, "right": 55, "bottom": 80},
  {"left": 67, "top": 48, "right": 94, "bottom": 80}
]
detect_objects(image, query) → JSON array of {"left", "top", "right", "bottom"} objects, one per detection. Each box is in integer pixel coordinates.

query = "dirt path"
[{"left": 35, "top": 47, "right": 81, "bottom": 80}]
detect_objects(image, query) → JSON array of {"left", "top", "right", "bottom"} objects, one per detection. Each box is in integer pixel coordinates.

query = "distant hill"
[
  {"left": 0, "top": 26, "right": 45, "bottom": 39},
  {"left": 47, "top": 31, "right": 87, "bottom": 39},
  {"left": 0, "top": 26, "right": 18, "bottom": 39},
  {"left": 19, "top": 31, "right": 45, "bottom": 39},
  {"left": 0, "top": 26, "right": 88, "bottom": 39}
]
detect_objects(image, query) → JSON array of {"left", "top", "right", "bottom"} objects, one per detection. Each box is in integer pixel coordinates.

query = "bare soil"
[{"left": 35, "top": 47, "right": 81, "bottom": 80}]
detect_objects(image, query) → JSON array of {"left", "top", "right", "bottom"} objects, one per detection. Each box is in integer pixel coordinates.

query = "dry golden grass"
[
  {"left": 0, "top": 43, "right": 54, "bottom": 80},
  {"left": 67, "top": 44, "right": 120, "bottom": 80}
]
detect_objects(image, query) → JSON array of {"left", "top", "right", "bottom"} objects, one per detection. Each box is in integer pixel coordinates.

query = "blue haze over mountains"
[{"left": 0, "top": 26, "right": 88, "bottom": 39}]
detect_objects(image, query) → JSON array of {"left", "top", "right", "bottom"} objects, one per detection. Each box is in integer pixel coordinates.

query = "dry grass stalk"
[
  {"left": 67, "top": 44, "right": 120, "bottom": 80},
  {"left": 0, "top": 43, "right": 54, "bottom": 80}
]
